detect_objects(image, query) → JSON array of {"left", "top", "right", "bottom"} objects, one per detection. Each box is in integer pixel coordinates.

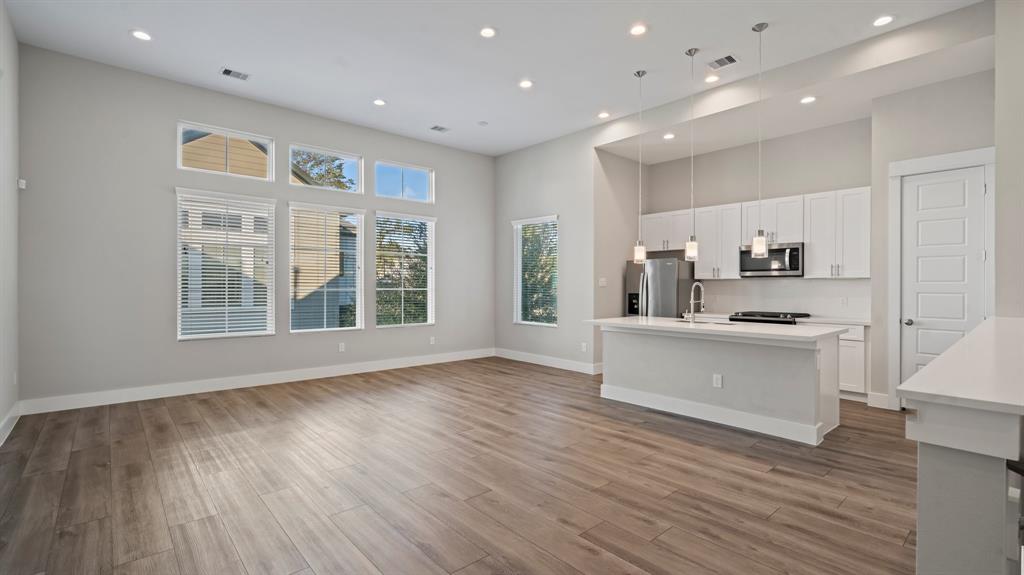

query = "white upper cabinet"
[
  {"left": 803, "top": 187, "right": 870, "bottom": 278},
  {"left": 641, "top": 210, "right": 691, "bottom": 252},
  {"left": 694, "top": 203, "right": 741, "bottom": 279},
  {"left": 741, "top": 195, "right": 804, "bottom": 245},
  {"left": 836, "top": 187, "right": 871, "bottom": 278}
]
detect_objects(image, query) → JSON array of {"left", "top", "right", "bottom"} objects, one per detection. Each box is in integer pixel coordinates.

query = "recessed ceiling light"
[
  {"left": 480, "top": 27, "right": 497, "bottom": 38},
  {"left": 131, "top": 30, "right": 152, "bottom": 41},
  {"left": 873, "top": 15, "right": 894, "bottom": 27},
  {"left": 518, "top": 79, "right": 533, "bottom": 89},
  {"left": 800, "top": 95, "right": 817, "bottom": 104},
  {"left": 630, "top": 23, "right": 647, "bottom": 36},
  {"left": 705, "top": 74, "right": 720, "bottom": 84},
  {"left": 373, "top": 98, "right": 387, "bottom": 106},
  {"left": 663, "top": 133, "right": 675, "bottom": 140},
  {"left": 597, "top": 111, "right": 610, "bottom": 119}
]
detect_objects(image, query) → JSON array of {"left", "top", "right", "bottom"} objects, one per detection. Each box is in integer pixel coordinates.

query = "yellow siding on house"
[{"left": 181, "top": 133, "right": 269, "bottom": 179}]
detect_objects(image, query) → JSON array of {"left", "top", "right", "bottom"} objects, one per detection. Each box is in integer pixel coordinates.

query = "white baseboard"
[
  {"left": 839, "top": 390, "right": 867, "bottom": 404},
  {"left": 601, "top": 383, "right": 824, "bottom": 445},
  {"left": 18, "top": 348, "right": 496, "bottom": 415},
  {"left": 867, "top": 392, "right": 897, "bottom": 410},
  {"left": 0, "top": 401, "right": 21, "bottom": 447},
  {"left": 494, "top": 348, "right": 600, "bottom": 375},
  {"left": 592, "top": 362, "right": 603, "bottom": 375}
]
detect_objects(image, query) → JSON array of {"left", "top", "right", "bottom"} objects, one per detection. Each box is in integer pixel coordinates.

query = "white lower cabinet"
[{"left": 838, "top": 328, "right": 867, "bottom": 394}]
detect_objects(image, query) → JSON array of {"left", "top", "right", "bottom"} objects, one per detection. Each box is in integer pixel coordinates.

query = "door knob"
[{"left": 904, "top": 319, "right": 914, "bottom": 326}]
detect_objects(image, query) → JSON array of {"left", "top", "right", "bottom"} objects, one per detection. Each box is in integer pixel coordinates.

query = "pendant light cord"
[
  {"left": 756, "top": 25, "right": 765, "bottom": 230},
  {"left": 636, "top": 71, "right": 645, "bottom": 244},
  {"left": 689, "top": 53, "right": 696, "bottom": 230}
]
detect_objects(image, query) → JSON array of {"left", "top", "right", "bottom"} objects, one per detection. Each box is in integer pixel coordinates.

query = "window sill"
[
  {"left": 514, "top": 321, "right": 558, "bottom": 328},
  {"left": 178, "top": 330, "right": 276, "bottom": 341},
  {"left": 289, "top": 326, "right": 364, "bottom": 334},
  {"left": 375, "top": 322, "right": 436, "bottom": 329}
]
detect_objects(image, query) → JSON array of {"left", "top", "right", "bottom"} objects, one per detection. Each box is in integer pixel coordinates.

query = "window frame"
[
  {"left": 177, "top": 121, "right": 275, "bottom": 182},
  {"left": 374, "top": 210, "right": 436, "bottom": 328},
  {"left": 288, "top": 143, "right": 364, "bottom": 194},
  {"left": 287, "top": 202, "right": 365, "bottom": 334},
  {"left": 373, "top": 160, "right": 435, "bottom": 204},
  {"left": 512, "top": 214, "right": 559, "bottom": 328},
  {"left": 175, "top": 187, "right": 277, "bottom": 341}
]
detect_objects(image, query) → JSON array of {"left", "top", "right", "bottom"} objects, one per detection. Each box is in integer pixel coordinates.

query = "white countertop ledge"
[
  {"left": 588, "top": 316, "right": 848, "bottom": 343},
  {"left": 694, "top": 313, "right": 871, "bottom": 327},
  {"left": 898, "top": 317, "right": 1024, "bottom": 415}
]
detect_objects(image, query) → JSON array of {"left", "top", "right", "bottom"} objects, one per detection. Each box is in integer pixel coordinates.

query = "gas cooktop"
[{"left": 728, "top": 311, "right": 811, "bottom": 325}]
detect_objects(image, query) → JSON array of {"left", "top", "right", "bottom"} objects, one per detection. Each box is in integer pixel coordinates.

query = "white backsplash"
[{"left": 701, "top": 278, "right": 870, "bottom": 319}]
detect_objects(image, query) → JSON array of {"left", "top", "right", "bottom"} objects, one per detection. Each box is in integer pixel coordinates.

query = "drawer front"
[{"left": 839, "top": 325, "right": 865, "bottom": 341}]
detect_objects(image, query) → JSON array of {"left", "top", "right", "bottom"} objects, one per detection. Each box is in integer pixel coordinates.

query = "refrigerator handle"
[{"left": 639, "top": 272, "right": 647, "bottom": 316}]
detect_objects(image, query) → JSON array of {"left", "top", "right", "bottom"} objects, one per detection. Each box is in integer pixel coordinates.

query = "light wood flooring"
[{"left": 0, "top": 357, "right": 917, "bottom": 574}]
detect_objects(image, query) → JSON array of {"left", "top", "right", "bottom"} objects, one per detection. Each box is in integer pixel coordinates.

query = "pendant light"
[
  {"left": 751, "top": 22, "right": 769, "bottom": 259},
  {"left": 632, "top": 70, "right": 648, "bottom": 264},
  {"left": 684, "top": 49, "right": 700, "bottom": 262}
]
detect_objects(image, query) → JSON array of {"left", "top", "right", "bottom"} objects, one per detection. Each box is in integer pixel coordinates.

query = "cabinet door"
[
  {"left": 838, "top": 340, "right": 866, "bottom": 393},
  {"left": 693, "top": 207, "right": 718, "bottom": 279},
  {"left": 836, "top": 187, "right": 870, "bottom": 278},
  {"left": 741, "top": 201, "right": 767, "bottom": 246},
  {"left": 641, "top": 214, "right": 666, "bottom": 252},
  {"left": 666, "top": 211, "right": 690, "bottom": 251},
  {"left": 773, "top": 195, "right": 805, "bottom": 244},
  {"left": 717, "top": 203, "right": 743, "bottom": 279},
  {"left": 803, "top": 191, "right": 837, "bottom": 278}
]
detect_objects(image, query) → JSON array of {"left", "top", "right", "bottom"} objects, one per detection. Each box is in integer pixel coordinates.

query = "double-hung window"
[
  {"left": 177, "top": 189, "right": 276, "bottom": 339},
  {"left": 289, "top": 203, "right": 363, "bottom": 331},
  {"left": 375, "top": 213, "right": 435, "bottom": 327},
  {"left": 177, "top": 121, "right": 274, "bottom": 181},
  {"left": 289, "top": 144, "right": 362, "bottom": 193},
  {"left": 513, "top": 215, "right": 558, "bottom": 326}
]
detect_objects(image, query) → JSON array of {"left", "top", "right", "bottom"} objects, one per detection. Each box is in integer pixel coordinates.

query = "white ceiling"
[{"left": 7, "top": 0, "right": 979, "bottom": 156}]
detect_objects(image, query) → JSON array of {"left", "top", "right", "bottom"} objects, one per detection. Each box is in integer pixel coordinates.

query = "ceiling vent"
[
  {"left": 430, "top": 125, "right": 450, "bottom": 133},
  {"left": 220, "top": 68, "right": 249, "bottom": 81},
  {"left": 707, "top": 55, "right": 738, "bottom": 71}
]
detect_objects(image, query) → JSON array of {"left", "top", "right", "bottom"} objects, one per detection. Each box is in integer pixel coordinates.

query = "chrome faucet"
[{"left": 687, "top": 281, "right": 705, "bottom": 325}]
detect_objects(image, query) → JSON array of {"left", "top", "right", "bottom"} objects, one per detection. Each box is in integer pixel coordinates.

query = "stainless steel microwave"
[{"left": 739, "top": 242, "right": 804, "bottom": 277}]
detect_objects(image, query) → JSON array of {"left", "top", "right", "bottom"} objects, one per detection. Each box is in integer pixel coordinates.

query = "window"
[
  {"left": 178, "top": 121, "right": 274, "bottom": 181},
  {"left": 177, "top": 189, "right": 276, "bottom": 339},
  {"left": 375, "top": 213, "right": 434, "bottom": 327},
  {"left": 290, "top": 203, "right": 363, "bottom": 331},
  {"left": 375, "top": 161, "right": 433, "bottom": 203},
  {"left": 289, "top": 145, "right": 361, "bottom": 193},
  {"left": 513, "top": 216, "right": 558, "bottom": 326}
]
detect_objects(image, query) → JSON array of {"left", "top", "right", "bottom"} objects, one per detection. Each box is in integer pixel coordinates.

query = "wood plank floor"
[{"left": 0, "top": 357, "right": 917, "bottom": 574}]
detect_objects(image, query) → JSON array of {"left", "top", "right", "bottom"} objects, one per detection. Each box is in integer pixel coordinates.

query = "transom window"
[
  {"left": 375, "top": 213, "right": 435, "bottom": 327},
  {"left": 289, "top": 145, "right": 362, "bottom": 193},
  {"left": 375, "top": 161, "right": 433, "bottom": 203},
  {"left": 177, "top": 189, "right": 276, "bottom": 339},
  {"left": 177, "top": 121, "right": 274, "bottom": 181},
  {"left": 290, "top": 203, "right": 363, "bottom": 332},
  {"left": 513, "top": 215, "right": 558, "bottom": 326}
]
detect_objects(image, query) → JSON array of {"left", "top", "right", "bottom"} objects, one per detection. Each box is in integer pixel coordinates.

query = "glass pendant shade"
[
  {"left": 633, "top": 242, "right": 647, "bottom": 264},
  {"left": 751, "top": 229, "right": 768, "bottom": 258},
  {"left": 684, "top": 236, "right": 699, "bottom": 262}
]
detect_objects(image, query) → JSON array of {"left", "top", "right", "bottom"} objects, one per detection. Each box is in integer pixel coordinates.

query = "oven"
[{"left": 739, "top": 242, "right": 804, "bottom": 277}]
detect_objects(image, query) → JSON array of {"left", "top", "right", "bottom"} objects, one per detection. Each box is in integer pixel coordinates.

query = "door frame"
[{"left": 886, "top": 147, "right": 995, "bottom": 410}]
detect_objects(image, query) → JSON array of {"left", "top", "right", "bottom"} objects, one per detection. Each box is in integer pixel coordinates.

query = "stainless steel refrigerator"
[{"left": 625, "top": 258, "right": 695, "bottom": 318}]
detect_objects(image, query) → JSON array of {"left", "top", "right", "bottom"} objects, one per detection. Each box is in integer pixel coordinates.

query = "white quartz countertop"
[
  {"left": 696, "top": 312, "right": 871, "bottom": 327},
  {"left": 897, "top": 317, "right": 1024, "bottom": 415},
  {"left": 589, "top": 316, "right": 848, "bottom": 342}
]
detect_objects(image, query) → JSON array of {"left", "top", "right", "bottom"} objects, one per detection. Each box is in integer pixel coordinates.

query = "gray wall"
[
  {"left": 647, "top": 119, "right": 871, "bottom": 211},
  {"left": 0, "top": 2, "right": 18, "bottom": 418},
  {"left": 18, "top": 46, "right": 495, "bottom": 401},
  {"left": 870, "top": 69, "right": 995, "bottom": 395},
  {"left": 995, "top": 0, "right": 1024, "bottom": 316}
]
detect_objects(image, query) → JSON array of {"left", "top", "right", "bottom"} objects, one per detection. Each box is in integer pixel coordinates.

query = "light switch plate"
[{"left": 713, "top": 374, "right": 723, "bottom": 388}]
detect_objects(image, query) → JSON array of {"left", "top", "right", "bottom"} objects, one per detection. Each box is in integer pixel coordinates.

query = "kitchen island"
[{"left": 590, "top": 316, "right": 848, "bottom": 445}]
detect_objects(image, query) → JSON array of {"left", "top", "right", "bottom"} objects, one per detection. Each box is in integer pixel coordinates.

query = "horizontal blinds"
[
  {"left": 290, "top": 205, "right": 361, "bottom": 331},
  {"left": 518, "top": 218, "right": 558, "bottom": 324},
  {"left": 375, "top": 215, "right": 433, "bottom": 326},
  {"left": 177, "top": 191, "right": 276, "bottom": 338}
]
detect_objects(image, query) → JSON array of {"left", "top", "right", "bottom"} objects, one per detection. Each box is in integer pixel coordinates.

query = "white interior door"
[{"left": 900, "top": 167, "right": 986, "bottom": 382}]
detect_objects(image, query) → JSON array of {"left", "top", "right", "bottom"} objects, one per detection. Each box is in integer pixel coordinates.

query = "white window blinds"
[
  {"left": 513, "top": 216, "right": 558, "bottom": 326},
  {"left": 375, "top": 213, "right": 435, "bottom": 327},
  {"left": 290, "top": 203, "right": 363, "bottom": 331},
  {"left": 177, "top": 189, "right": 276, "bottom": 339}
]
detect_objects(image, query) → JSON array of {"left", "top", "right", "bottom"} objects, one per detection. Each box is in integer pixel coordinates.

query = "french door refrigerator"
[{"left": 625, "top": 258, "right": 695, "bottom": 318}]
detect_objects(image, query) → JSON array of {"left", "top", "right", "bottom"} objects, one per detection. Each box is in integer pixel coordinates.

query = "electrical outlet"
[
  {"left": 338, "top": 342, "right": 346, "bottom": 353},
  {"left": 840, "top": 296, "right": 849, "bottom": 307},
  {"left": 429, "top": 336, "right": 436, "bottom": 345},
  {"left": 580, "top": 342, "right": 588, "bottom": 353},
  {"left": 713, "top": 373, "right": 723, "bottom": 388}
]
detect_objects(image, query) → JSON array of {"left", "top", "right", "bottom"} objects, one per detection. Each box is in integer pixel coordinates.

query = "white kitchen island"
[{"left": 590, "top": 316, "right": 848, "bottom": 445}]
